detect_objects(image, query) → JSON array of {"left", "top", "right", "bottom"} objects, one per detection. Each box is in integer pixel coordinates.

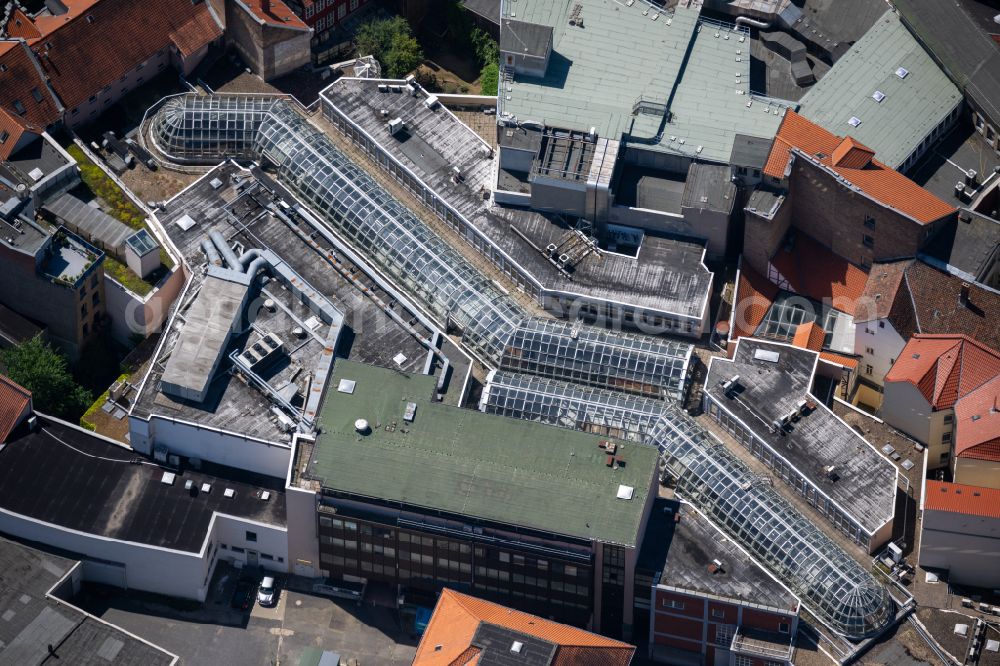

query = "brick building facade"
[{"left": 744, "top": 111, "right": 956, "bottom": 279}]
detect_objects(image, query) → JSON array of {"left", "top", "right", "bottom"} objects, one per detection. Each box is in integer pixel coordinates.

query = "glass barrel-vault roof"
[
  {"left": 149, "top": 95, "right": 693, "bottom": 395},
  {"left": 481, "top": 371, "right": 895, "bottom": 639},
  {"left": 501, "top": 318, "right": 692, "bottom": 399}
]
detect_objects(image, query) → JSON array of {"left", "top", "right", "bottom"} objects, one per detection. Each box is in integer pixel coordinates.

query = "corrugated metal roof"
[{"left": 797, "top": 10, "right": 961, "bottom": 170}]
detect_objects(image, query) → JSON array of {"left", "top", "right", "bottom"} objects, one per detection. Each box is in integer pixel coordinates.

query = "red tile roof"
[
  {"left": 414, "top": 589, "right": 635, "bottom": 666},
  {"left": 22, "top": 0, "right": 221, "bottom": 111},
  {"left": 240, "top": 0, "right": 310, "bottom": 30},
  {"left": 0, "top": 106, "right": 32, "bottom": 160},
  {"left": 731, "top": 264, "right": 777, "bottom": 341},
  {"left": 769, "top": 232, "right": 869, "bottom": 315},
  {"left": 793, "top": 321, "right": 825, "bottom": 351},
  {"left": 819, "top": 351, "right": 859, "bottom": 370},
  {"left": 855, "top": 260, "right": 909, "bottom": 324},
  {"left": 924, "top": 481, "right": 1000, "bottom": 519},
  {"left": 831, "top": 137, "right": 876, "bottom": 169},
  {"left": 0, "top": 374, "right": 31, "bottom": 442},
  {"left": 885, "top": 334, "right": 1000, "bottom": 411},
  {"left": 764, "top": 111, "right": 955, "bottom": 224},
  {"left": 0, "top": 40, "right": 62, "bottom": 130},
  {"left": 954, "top": 374, "right": 1000, "bottom": 462},
  {"left": 5, "top": 8, "right": 42, "bottom": 40}
]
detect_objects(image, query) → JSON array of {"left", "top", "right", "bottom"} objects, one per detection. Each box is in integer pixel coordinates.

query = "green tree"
[
  {"left": 385, "top": 32, "right": 424, "bottom": 78},
  {"left": 479, "top": 62, "right": 499, "bottom": 96},
  {"left": 1, "top": 335, "right": 92, "bottom": 420},
  {"left": 470, "top": 27, "right": 498, "bottom": 66},
  {"left": 355, "top": 16, "right": 423, "bottom": 77}
]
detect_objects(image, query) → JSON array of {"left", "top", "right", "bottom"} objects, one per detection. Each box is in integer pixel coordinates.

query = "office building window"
[
  {"left": 246, "top": 531, "right": 258, "bottom": 542},
  {"left": 715, "top": 624, "right": 735, "bottom": 646}
]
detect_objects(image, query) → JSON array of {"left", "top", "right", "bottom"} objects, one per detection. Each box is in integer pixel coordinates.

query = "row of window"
[
  {"left": 319, "top": 515, "right": 584, "bottom": 577},
  {"left": 218, "top": 542, "right": 283, "bottom": 563}
]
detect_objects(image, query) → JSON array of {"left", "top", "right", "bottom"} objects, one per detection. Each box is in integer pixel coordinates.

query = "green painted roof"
[
  {"left": 310, "top": 360, "right": 657, "bottom": 546},
  {"left": 796, "top": 10, "right": 961, "bottom": 169},
  {"left": 500, "top": 2, "right": 785, "bottom": 163}
]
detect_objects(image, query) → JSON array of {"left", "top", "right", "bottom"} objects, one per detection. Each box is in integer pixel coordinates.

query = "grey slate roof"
[
  {"left": 704, "top": 338, "right": 898, "bottom": 536},
  {"left": 0, "top": 417, "right": 286, "bottom": 553},
  {"left": 461, "top": 0, "right": 500, "bottom": 25},
  {"left": 0, "top": 535, "right": 175, "bottom": 665},
  {"left": 681, "top": 163, "right": 736, "bottom": 213},
  {"left": 45, "top": 193, "right": 134, "bottom": 252},
  {"left": 893, "top": 0, "right": 1000, "bottom": 128},
  {"left": 797, "top": 10, "right": 962, "bottom": 170},
  {"left": 499, "top": 19, "right": 552, "bottom": 58},
  {"left": 922, "top": 211, "right": 1000, "bottom": 284},
  {"left": 653, "top": 499, "right": 798, "bottom": 610},
  {"left": 730, "top": 133, "right": 774, "bottom": 170}
]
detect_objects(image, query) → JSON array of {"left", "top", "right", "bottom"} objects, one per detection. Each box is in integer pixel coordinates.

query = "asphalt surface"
[{"left": 74, "top": 566, "right": 418, "bottom": 666}]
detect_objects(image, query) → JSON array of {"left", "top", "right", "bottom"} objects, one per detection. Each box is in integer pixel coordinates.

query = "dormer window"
[{"left": 13, "top": 100, "right": 25, "bottom": 115}]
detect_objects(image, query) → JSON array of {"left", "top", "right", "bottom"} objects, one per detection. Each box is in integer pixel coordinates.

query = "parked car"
[
  {"left": 230, "top": 578, "right": 255, "bottom": 611},
  {"left": 257, "top": 576, "right": 278, "bottom": 607},
  {"left": 311, "top": 578, "right": 364, "bottom": 603}
]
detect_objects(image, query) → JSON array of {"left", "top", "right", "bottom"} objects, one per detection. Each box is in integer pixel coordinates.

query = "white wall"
[
  {"left": 920, "top": 509, "right": 1000, "bottom": 588},
  {"left": 213, "top": 514, "right": 289, "bottom": 571},
  {"left": 104, "top": 266, "right": 185, "bottom": 344},
  {"left": 129, "top": 416, "right": 292, "bottom": 479},
  {"left": 0, "top": 508, "right": 211, "bottom": 599},
  {"left": 854, "top": 318, "right": 906, "bottom": 390},
  {"left": 881, "top": 381, "right": 953, "bottom": 468},
  {"left": 0, "top": 507, "right": 286, "bottom": 600},
  {"left": 954, "top": 456, "right": 1000, "bottom": 490}
]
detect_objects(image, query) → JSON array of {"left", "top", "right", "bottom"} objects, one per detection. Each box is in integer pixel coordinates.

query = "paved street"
[{"left": 74, "top": 568, "right": 418, "bottom": 666}]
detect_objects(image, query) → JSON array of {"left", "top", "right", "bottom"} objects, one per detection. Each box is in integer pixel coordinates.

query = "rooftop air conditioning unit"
[
  {"left": 424, "top": 94, "right": 439, "bottom": 109},
  {"left": 387, "top": 117, "right": 405, "bottom": 137}
]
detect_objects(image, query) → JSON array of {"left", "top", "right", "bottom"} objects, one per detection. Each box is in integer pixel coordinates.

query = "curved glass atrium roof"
[
  {"left": 482, "top": 371, "right": 895, "bottom": 639},
  {"left": 150, "top": 95, "right": 692, "bottom": 399}
]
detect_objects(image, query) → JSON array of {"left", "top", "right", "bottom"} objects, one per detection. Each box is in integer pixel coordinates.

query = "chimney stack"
[{"left": 960, "top": 282, "right": 970, "bottom": 307}]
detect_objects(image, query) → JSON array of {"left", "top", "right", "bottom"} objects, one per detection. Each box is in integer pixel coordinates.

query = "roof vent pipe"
[
  {"left": 201, "top": 239, "right": 222, "bottom": 266},
  {"left": 210, "top": 230, "right": 242, "bottom": 271},
  {"left": 735, "top": 15, "right": 771, "bottom": 29},
  {"left": 238, "top": 248, "right": 271, "bottom": 279}
]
